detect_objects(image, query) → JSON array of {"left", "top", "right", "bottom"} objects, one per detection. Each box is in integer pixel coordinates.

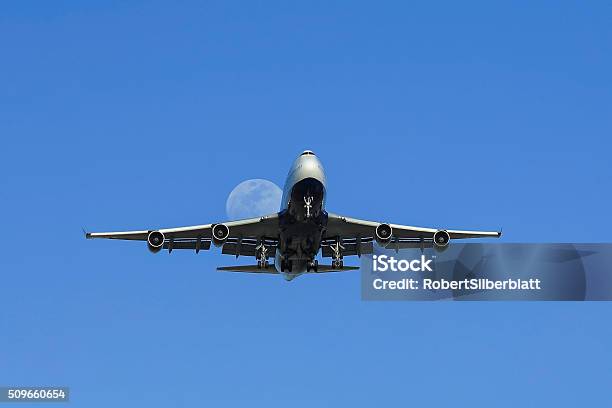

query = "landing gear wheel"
[
  {"left": 307, "top": 259, "right": 319, "bottom": 272},
  {"left": 281, "top": 259, "right": 292, "bottom": 273},
  {"left": 333, "top": 259, "right": 344, "bottom": 269}
]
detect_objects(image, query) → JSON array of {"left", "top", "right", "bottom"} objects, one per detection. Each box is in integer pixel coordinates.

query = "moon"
[{"left": 226, "top": 179, "right": 283, "bottom": 220}]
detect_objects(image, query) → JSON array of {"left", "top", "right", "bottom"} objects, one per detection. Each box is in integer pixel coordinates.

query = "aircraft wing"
[
  {"left": 85, "top": 213, "right": 280, "bottom": 257},
  {"left": 322, "top": 212, "right": 501, "bottom": 256}
]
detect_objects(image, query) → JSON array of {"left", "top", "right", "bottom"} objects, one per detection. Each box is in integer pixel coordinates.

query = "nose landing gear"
[{"left": 304, "top": 196, "right": 314, "bottom": 218}]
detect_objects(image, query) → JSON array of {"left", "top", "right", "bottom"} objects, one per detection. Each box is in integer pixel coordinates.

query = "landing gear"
[
  {"left": 306, "top": 259, "right": 319, "bottom": 272},
  {"left": 256, "top": 243, "right": 269, "bottom": 269},
  {"left": 280, "top": 259, "right": 293, "bottom": 273},
  {"left": 330, "top": 240, "right": 344, "bottom": 269},
  {"left": 303, "top": 195, "right": 314, "bottom": 218}
]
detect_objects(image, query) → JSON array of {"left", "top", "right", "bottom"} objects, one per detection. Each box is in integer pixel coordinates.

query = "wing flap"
[
  {"left": 222, "top": 242, "right": 276, "bottom": 259},
  {"left": 321, "top": 242, "right": 373, "bottom": 258},
  {"left": 162, "top": 239, "right": 212, "bottom": 251}
]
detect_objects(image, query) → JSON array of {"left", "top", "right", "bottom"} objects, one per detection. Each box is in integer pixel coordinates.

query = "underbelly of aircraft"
[{"left": 276, "top": 177, "right": 327, "bottom": 274}]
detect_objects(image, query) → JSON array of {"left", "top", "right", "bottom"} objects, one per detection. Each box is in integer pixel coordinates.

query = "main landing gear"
[
  {"left": 280, "top": 258, "right": 292, "bottom": 273},
  {"left": 330, "top": 241, "right": 344, "bottom": 269},
  {"left": 306, "top": 259, "right": 319, "bottom": 272},
  {"left": 256, "top": 243, "right": 269, "bottom": 269}
]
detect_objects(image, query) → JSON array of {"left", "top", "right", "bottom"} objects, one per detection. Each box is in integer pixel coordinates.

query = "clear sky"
[{"left": 1, "top": 1, "right": 611, "bottom": 406}]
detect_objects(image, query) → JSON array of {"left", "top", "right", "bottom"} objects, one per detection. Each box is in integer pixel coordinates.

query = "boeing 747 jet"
[{"left": 86, "top": 151, "right": 501, "bottom": 280}]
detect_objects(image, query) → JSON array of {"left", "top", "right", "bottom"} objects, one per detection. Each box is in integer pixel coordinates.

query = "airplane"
[{"left": 86, "top": 150, "right": 501, "bottom": 280}]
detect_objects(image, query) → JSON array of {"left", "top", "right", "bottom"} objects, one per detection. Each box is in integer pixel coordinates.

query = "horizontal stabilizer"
[
  {"left": 314, "top": 265, "right": 360, "bottom": 273},
  {"left": 216, "top": 264, "right": 360, "bottom": 274},
  {"left": 217, "top": 265, "right": 279, "bottom": 274}
]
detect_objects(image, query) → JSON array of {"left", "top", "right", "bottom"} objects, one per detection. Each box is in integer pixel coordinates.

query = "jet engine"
[
  {"left": 433, "top": 230, "right": 450, "bottom": 252},
  {"left": 212, "top": 223, "right": 230, "bottom": 247},
  {"left": 375, "top": 223, "right": 393, "bottom": 245},
  {"left": 147, "top": 230, "right": 165, "bottom": 253}
]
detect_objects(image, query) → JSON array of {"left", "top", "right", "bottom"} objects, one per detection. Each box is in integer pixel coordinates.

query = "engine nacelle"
[
  {"left": 212, "top": 223, "right": 230, "bottom": 247},
  {"left": 433, "top": 230, "right": 450, "bottom": 252},
  {"left": 375, "top": 223, "right": 393, "bottom": 245},
  {"left": 147, "top": 230, "right": 165, "bottom": 253}
]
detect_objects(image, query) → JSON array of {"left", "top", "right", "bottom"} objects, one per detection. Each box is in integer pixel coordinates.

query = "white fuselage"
[{"left": 280, "top": 151, "right": 327, "bottom": 210}]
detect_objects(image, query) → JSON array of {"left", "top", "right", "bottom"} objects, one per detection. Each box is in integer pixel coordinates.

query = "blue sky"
[{"left": 1, "top": 1, "right": 611, "bottom": 406}]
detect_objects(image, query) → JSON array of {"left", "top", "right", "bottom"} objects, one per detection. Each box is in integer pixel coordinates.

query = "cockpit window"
[{"left": 301, "top": 150, "right": 315, "bottom": 156}]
